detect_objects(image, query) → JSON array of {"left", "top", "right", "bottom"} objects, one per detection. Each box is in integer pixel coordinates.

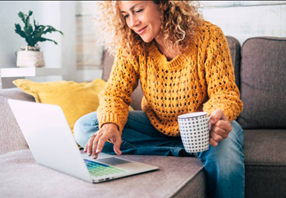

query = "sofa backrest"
[
  {"left": 237, "top": 37, "right": 286, "bottom": 129},
  {"left": 226, "top": 36, "right": 241, "bottom": 88},
  {"left": 102, "top": 36, "right": 241, "bottom": 110}
]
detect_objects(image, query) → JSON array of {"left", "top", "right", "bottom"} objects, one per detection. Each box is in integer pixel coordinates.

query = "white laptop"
[{"left": 8, "top": 99, "right": 158, "bottom": 183}]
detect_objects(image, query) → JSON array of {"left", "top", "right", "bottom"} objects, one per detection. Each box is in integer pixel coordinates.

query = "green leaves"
[
  {"left": 14, "top": 10, "right": 64, "bottom": 47},
  {"left": 15, "top": 24, "right": 26, "bottom": 39},
  {"left": 18, "top": 12, "right": 25, "bottom": 21}
]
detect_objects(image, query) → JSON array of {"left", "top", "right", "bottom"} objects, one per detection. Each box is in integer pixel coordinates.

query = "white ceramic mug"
[{"left": 178, "top": 112, "right": 210, "bottom": 153}]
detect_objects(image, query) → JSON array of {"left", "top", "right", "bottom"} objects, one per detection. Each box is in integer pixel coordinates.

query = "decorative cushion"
[{"left": 13, "top": 79, "right": 133, "bottom": 134}]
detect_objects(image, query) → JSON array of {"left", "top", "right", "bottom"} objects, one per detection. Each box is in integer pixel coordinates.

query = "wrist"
[{"left": 102, "top": 122, "right": 119, "bottom": 131}]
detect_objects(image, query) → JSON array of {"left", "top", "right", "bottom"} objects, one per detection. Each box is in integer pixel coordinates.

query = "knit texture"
[{"left": 97, "top": 21, "right": 243, "bottom": 136}]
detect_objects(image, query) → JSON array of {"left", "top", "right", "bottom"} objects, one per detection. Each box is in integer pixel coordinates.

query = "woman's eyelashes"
[
  {"left": 136, "top": 9, "right": 143, "bottom": 14},
  {"left": 123, "top": 9, "right": 144, "bottom": 20}
]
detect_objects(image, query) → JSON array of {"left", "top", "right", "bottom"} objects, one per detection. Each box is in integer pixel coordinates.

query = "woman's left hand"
[{"left": 209, "top": 109, "right": 232, "bottom": 147}]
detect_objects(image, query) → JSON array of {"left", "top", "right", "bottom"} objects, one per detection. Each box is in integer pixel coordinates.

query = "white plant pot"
[{"left": 16, "top": 50, "right": 45, "bottom": 68}]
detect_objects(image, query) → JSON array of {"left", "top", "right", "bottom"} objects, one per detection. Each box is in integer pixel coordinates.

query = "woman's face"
[{"left": 119, "top": 1, "right": 163, "bottom": 43}]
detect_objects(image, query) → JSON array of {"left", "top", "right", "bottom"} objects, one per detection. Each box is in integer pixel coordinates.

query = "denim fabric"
[
  {"left": 74, "top": 110, "right": 192, "bottom": 157},
  {"left": 196, "top": 120, "right": 245, "bottom": 198},
  {"left": 74, "top": 110, "right": 245, "bottom": 198}
]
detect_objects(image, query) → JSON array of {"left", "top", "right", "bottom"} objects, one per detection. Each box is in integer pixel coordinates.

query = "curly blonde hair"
[{"left": 94, "top": 1, "right": 204, "bottom": 58}]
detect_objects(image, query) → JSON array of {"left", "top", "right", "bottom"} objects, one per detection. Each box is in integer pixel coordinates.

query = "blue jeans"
[{"left": 74, "top": 111, "right": 245, "bottom": 198}]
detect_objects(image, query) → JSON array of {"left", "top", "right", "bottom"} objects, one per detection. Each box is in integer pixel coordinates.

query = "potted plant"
[{"left": 15, "top": 10, "right": 64, "bottom": 67}]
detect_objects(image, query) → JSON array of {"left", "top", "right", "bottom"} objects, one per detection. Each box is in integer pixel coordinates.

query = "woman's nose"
[{"left": 129, "top": 15, "right": 140, "bottom": 29}]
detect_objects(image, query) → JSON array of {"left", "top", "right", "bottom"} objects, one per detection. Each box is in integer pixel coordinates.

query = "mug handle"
[{"left": 207, "top": 116, "right": 212, "bottom": 131}]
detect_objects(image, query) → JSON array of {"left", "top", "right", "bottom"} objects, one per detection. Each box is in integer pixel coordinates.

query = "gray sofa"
[{"left": 0, "top": 36, "right": 286, "bottom": 198}]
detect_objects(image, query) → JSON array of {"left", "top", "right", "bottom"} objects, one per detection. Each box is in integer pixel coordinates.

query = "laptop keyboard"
[{"left": 84, "top": 159, "right": 127, "bottom": 177}]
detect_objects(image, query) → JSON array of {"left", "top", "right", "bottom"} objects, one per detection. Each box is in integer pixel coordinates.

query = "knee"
[
  {"left": 74, "top": 111, "right": 99, "bottom": 147},
  {"left": 197, "top": 121, "right": 245, "bottom": 169},
  {"left": 200, "top": 146, "right": 244, "bottom": 180},
  {"left": 229, "top": 120, "right": 244, "bottom": 147},
  {"left": 230, "top": 120, "right": 243, "bottom": 134}
]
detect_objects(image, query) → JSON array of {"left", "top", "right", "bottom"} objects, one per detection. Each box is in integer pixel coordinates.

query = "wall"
[
  {"left": 0, "top": 1, "right": 78, "bottom": 87},
  {"left": 0, "top": 2, "right": 63, "bottom": 69},
  {"left": 200, "top": 1, "right": 286, "bottom": 45}
]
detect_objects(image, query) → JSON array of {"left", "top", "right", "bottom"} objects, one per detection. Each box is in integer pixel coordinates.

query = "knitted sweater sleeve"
[
  {"left": 97, "top": 51, "right": 139, "bottom": 133},
  {"left": 203, "top": 26, "right": 243, "bottom": 121}
]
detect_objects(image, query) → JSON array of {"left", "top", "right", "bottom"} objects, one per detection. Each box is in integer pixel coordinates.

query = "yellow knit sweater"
[{"left": 97, "top": 21, "right": 243, "bottom": 137}]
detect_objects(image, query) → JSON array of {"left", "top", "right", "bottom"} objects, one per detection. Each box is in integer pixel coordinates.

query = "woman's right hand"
[{"left": 84, "top": 123, "right": 122, "bottom": 159}]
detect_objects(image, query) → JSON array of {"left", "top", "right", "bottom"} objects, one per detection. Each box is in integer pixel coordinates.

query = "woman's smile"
[{"left": 136, "top": 26, "right": 147, "bottom": 35}]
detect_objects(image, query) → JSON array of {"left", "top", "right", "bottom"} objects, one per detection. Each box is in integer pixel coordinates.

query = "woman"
[{"left": 74, "top": 1, "right": 245, "bottom": 197}]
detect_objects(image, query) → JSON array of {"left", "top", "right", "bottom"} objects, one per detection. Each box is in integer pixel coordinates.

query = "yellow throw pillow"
[{"left": 13, "top": 79, "right": 134, "bottom": 135}]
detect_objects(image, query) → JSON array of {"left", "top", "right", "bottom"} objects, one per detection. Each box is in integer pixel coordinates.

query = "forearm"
[
  {"left": 203, "top": 25, "right": 243, "bottom": 120},
  {"left": 97, "top": 49, "right": 139, "bottom": 133}
]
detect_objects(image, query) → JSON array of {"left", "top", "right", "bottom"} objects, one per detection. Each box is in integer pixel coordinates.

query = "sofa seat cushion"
[
  {"left": 243, "top": 129, "right": 286, "bottom": 197},
  {"left": 0, "top": 149, "right": 207, "bottom": 198},
  {"left": 243, "top": 129, "right": 286, "bottom": 166}
]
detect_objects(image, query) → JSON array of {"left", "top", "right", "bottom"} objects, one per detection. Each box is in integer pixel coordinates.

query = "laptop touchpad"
[{"left": 97, "top": 157, "right": 132, "bottom": 165}]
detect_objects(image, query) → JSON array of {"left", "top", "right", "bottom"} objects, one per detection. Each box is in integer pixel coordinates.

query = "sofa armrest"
[{"left": 0, "top": 88, "right": 35, "bottom": 154}]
